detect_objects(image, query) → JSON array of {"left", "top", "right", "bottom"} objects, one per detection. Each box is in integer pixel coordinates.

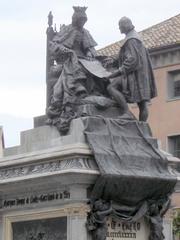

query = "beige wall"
[
  {"left": 130, "top": 63, "right": 180, "bottom": 151},
  {"left": 171, "top": 192, "right": 180, "bottom": 207}
]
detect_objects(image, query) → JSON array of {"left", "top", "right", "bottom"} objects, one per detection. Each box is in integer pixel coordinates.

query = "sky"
[{"left": 0, "top": 0, "right": 180, "bottom": 147}]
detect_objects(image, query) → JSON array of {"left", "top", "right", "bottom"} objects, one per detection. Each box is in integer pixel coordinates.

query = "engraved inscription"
[
  {"left": 107, "top": 217, "right": 147, "bottom": 240},
  {"left": 2, "top": 190, "right": 70, "bottom": 209}
]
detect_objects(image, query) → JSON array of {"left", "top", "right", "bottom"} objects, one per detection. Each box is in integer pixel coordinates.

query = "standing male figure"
[{"left": 107, "top": 17, "right": 157, "bottom": 121}]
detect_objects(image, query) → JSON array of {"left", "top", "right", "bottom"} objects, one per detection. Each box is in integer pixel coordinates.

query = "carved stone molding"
[{"left": 0, "top": 156, "right": 98, "bottom": 181}]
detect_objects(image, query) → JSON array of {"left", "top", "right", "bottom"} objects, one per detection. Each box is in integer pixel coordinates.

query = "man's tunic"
[{"left": 118, "top": 29, "right": 157, "bottom": 103}]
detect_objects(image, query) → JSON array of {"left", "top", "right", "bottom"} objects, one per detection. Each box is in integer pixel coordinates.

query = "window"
[
  {"left": 174, "top": 79, "right": 180, "bottom": 97},
  {"left": 168, "top": 135, "right": 180, "bottom": 158},
  {"left": 167, "top": 70, "right": 180, "bottom": 99}
]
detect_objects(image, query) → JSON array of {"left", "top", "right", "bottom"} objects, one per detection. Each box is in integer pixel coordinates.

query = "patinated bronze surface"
[
  {"left": 45, "top": 8, "right": 176, "bottom": 240},
  {"left": 107, "top": 17, "right": 157, "bottom": 121},
  {"left": 84, "top": 116, "right": 176, "bottom": 240},
  {"left": 46, "top": 7, "right": 111, "bottom": 133}
]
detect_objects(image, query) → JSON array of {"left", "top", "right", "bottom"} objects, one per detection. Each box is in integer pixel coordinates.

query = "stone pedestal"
[
  {"left": 0, "top": 118, "right": 97, "bottom": 240},
  {"left": 0, "top": 118, "right": 173, "bottom": 240}
]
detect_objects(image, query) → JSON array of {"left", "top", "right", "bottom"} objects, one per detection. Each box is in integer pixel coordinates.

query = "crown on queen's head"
[{"left": 73, "top": 6, "right": 88, "bottom": 13}]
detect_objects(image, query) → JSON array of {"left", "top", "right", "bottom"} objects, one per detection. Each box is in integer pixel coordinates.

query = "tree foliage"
[{"left": 173, "top": 209, "right": 180, "bottom": 239}]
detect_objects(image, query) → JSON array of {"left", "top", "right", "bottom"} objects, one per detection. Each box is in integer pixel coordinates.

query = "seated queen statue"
[{"left": 46, "top": 6, "right": 112, "bottom": 133}]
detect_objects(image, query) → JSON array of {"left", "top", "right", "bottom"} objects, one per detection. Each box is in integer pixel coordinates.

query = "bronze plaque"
[{"left": 12, "top": 216, "right": 67, "bottom": 240}]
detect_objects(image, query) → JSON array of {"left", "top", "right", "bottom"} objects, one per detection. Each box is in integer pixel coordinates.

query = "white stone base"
[{"left": 2, "top": 203, "right": 89, "bottom": 240}]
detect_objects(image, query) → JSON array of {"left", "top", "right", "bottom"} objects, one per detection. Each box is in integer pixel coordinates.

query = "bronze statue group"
[
  {"left": 46, "top": 6, "right": 157, "bottom": 133},
  {"left": 45, "top": 7, "right": 176, "bottom": 240}
]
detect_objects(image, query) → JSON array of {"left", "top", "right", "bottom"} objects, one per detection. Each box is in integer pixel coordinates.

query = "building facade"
[{"left": 134, "top": 44, "right": 180, "bottom": 156}]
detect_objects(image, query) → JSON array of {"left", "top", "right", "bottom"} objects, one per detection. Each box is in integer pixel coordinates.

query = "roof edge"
[{"left": 149, "top": 43, "right": 180, "bottom": 55}]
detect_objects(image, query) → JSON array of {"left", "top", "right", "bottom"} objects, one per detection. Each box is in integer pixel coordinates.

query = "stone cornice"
[
  {"left": 149, "top": 43, "right": 180, "bottom": 55},
  {"left": 0, "top": 143, "right": 92, "bottom": 168}
]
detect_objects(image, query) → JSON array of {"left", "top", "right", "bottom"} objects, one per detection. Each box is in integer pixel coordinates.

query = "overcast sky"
[{"left": 0, "top": 0, "right": 179, "bottom": 147}]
